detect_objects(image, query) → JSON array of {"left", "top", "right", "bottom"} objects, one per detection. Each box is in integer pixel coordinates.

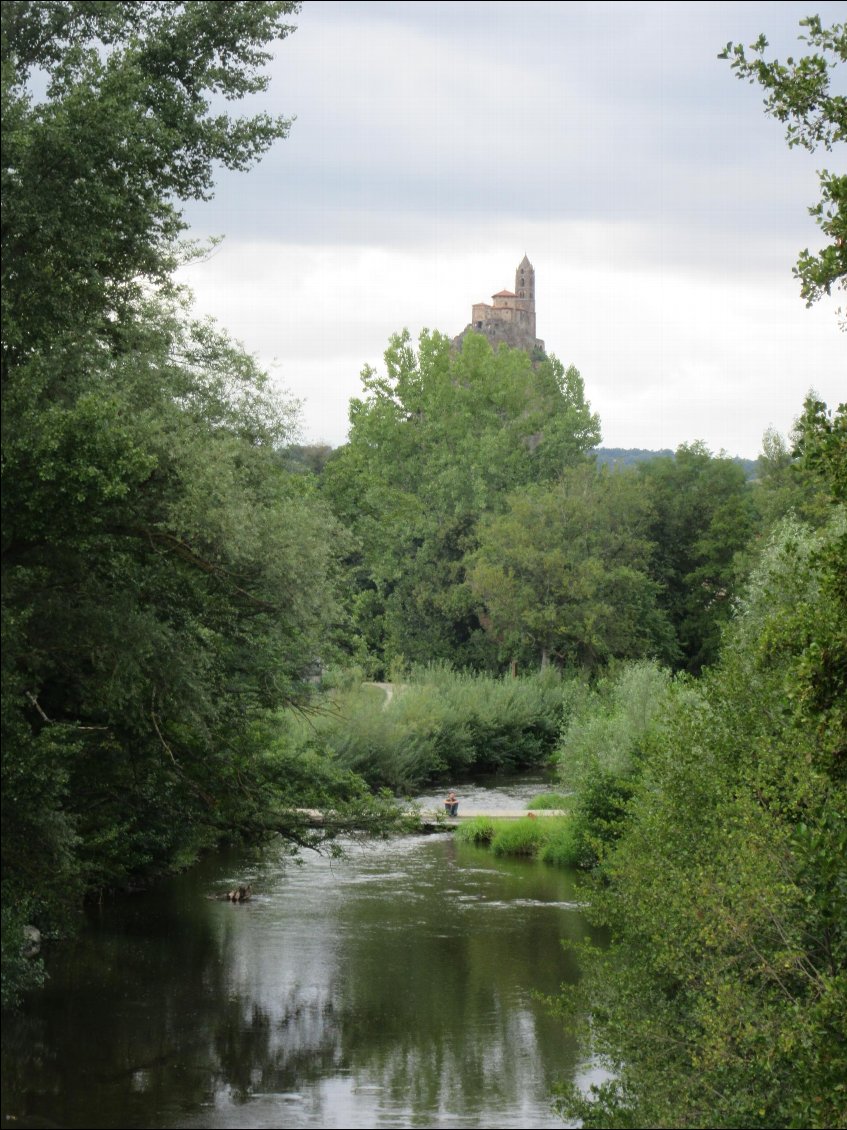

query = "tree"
[
  {"left": 636, "top": 443, "right": 757, "bottom": 673},
  {"left": 467, "top": 466, "right": 676, "bottom": 671},
  {"left": 720, "top": 17, "right": 846, "bottom": 312},
  {"left": 1, "top": 3, "right": 403, "bottom": 1005},
  {"left": 321, "top": 330, "right": 601, "bottom": 673},
  {"left": 2, "top": 1, "right": 299, "bottom": 361},
  {"left": 793, "top": 394, "right": 847, "bottom": 502},
  {"left": 752, "top": 418, "right": 831, "bottom": 533},
  {"left": 556, "top": 399, "right": 847, "bottom": 1128}
]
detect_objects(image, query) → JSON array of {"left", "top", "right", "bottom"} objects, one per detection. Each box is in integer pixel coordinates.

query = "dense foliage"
[
  {"left": 283, "top": 665, "right": 564, "bottom": 793},
  {"left": 321, "top": 330, "right": 601, "bottom": 673},
  {"left": 554, "top": 407, "right": 846, "bottom": 1128},
  {"left": 322, "top": 332, "right": 765, "bottom": 677},
  {"left": 635, "top": 443, "right": 757, "bottom": 672},
  {"left": 469, "top": 468, "right": 676, "bottom": 670},
  {"left": 0, "top": 2, "right": 403, "bottom": 1006}
]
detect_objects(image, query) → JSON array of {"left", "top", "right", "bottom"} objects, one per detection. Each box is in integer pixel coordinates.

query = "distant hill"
[
  {"left": 594, "top": 448, "right": 757, "bottom": 479},
  {"left": 594, "top": 447, "right": 674, "bottom": 468}
]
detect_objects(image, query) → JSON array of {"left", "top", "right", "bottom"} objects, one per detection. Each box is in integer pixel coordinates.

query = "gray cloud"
[
  {"left": 188, "top": 0, "right": 841, "bottom": 255},
  {"left": 178, "top": 2, "right": 845, "bottom": 460}
]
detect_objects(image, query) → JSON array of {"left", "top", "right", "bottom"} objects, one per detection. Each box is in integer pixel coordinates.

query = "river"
[{"left": 2, "top": 780, "right": 604, "bottom": 1129}]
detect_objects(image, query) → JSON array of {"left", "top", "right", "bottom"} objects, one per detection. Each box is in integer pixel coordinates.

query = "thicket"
[
  {"left": 554, "top": 411, "right": 847, "bottom": 1127},
  {"left": 554, "top": 661, "right": 674, "bottom": 869},
  {"left": 282, "top": 665, "right": 564, "bottom": 792}
]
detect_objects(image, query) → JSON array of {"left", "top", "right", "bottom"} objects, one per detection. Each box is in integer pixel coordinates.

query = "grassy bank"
[{"left": 456, "top": 814, "right": 580, "bottom": 867}]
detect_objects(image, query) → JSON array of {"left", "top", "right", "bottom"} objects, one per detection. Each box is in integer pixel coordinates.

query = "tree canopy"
[
  {"left": 321, "top": 330, "right": 601, "bottom": 673},
  {"left": 1, "top": 2, "right": 405, "bottom": 1005},
  {"left": 468, "top": 466, "right": 675, "bottom": 671}
]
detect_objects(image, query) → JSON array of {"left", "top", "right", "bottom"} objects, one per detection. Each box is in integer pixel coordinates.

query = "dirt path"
[{"left": 363, "top": 681, "right": 408, "bottom": 708}]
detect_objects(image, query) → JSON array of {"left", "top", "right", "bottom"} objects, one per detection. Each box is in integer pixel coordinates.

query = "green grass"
[
  {"left": 491, "top": 817, "right": 547, "bottom": 856},
  {"left": 456, "top": 814, "right": 580, "bottom": 868},
  {"left": 454, "top": 816, "right": 497, "bottom": 845},
  {"left": 527, "top": 792, "right": 572, "bottom": 810},
  {"left": 538, "top": 820, "right": 580, "bottom": 867}
]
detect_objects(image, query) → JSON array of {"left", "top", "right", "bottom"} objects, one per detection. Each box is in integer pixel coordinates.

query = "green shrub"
[
  {"left": 556, "top": 510, "right": 847, "bottom": 1128},
  {"left": 569, "top": 772, "right": 636, "bottom": 869},
  {"left": 538, "top": 820, "right": 581, "bottom": 867},
  {"left": 282, "top": 665, "right": 566, "bottom": 792},
  {"left": 555, "top": 660, "right": 672, "bottom": 867},
  {"left": 558, "top": 660, "right": 671, "bottom": 787}
]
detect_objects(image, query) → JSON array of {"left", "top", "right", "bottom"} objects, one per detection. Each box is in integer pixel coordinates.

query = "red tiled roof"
[{"left": 492, "top": 289, "right": 516, "bottom": 297}]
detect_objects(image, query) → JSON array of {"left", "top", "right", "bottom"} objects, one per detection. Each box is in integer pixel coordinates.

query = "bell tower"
[{"left": 514, "top": 255, "right": 536, "bottom": 339}]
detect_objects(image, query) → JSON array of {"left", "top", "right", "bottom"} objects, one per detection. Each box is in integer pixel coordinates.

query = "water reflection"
[{"left": 3, "top": 826, "right": 600, "bottom": 1129}]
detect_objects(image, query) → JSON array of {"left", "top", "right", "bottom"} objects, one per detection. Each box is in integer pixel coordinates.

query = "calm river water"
[{"left": 3, "top": 781, "right": 604, "bottom": 1129}]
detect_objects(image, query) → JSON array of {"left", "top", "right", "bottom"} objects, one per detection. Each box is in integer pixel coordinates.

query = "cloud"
[
  {"left": 188, "top": 1, "right": 833, "bottom": 249},
  {"left": 178, "top": 2, "right": 845, "bottom": 457},
  {"left": 179, "top": 222, "right": 843, "bottom": 456}
]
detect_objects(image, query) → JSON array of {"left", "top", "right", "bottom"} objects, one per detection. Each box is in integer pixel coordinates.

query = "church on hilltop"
[{"left": 453, "top": 255, "right": 545, "bottom": 355}]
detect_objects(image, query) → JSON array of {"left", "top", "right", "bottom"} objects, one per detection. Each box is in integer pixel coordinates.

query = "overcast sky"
[{"left": 179, "top": 1, "right": 844, "bottom": 458}]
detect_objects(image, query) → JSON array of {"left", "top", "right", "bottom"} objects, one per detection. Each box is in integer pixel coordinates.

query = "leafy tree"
[
  {"left": 720, "top": 16, "right": 846, "bottom": 311},
  {"left": 1, "top": 2, "right": 404, "bottom": 1004},
  {"left": 752, "top": 419, "right": 831, "bottom": 533},
  {"left": 467, "top": 466, "right": 676, "bottom": 671},
  {"left": 556, "top": 404, "right": 847, "bottom": 1127},
  {"left": 637, "top": 443, "right": 757, "bottom": 672},
  {"left": 322, "top": 330, "right": 601, "bottom": 673},
  {"left": 2, "top": 1, "right": 300, "bottom": 361},
  {"left": 793, "top": 394, "right": 847, "bottom": 502}
]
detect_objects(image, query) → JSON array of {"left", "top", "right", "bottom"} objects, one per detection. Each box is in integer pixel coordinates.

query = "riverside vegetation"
[{"left": 2, "top": 6, "right": 845, "bottom": 1128}]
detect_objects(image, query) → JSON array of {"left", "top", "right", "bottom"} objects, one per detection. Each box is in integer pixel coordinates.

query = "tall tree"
[
  {"left": 1, "top": 3, "right": 397, "bottom": 1004},
  {"left": 322, "top": 330, "right": 601, "bottom": 672},
  {"left": 637, "top": 443, "right": 756, "bottom": 672},
  {"left": 468, "top": 466, "right": 676, "bottom": 671}
]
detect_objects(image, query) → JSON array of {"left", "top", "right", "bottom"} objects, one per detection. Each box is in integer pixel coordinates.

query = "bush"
[
  {"left": 555, "top": 660, "right": 672, "bottom": 868},
  {"left": 557, "top": 513, "right": 847, "bottom": 1128},
  {"left": 538, "top": 821, "right": 581, "bottom": 868},
  {"left": 558, "top": 660, "right": 672, "bottom": 787},
  {"left": 284, "top": 665, "right": 565, "bottom": 792}
]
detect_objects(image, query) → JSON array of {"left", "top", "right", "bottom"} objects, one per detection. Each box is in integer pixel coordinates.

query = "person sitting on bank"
[{"left": 444, "top": 791, "right": 459, "bottom": 816}]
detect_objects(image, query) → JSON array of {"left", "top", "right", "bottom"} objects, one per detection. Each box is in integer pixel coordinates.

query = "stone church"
[{"left": 453, "top": 255, "right": 545, "bottom": 354}]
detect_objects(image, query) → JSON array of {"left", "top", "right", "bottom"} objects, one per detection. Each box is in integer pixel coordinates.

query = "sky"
[{"left": 178, "top": 1, "right": 844, "bottom": 458}]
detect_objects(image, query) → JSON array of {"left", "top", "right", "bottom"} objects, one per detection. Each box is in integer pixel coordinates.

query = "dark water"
[{"left": 3, "top": 785, "right": 603, "bottom": 1129}]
